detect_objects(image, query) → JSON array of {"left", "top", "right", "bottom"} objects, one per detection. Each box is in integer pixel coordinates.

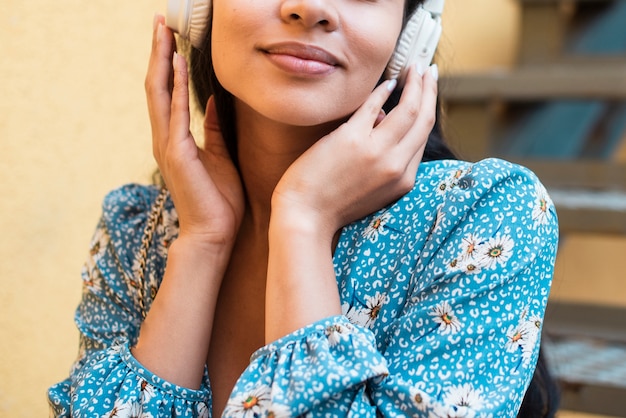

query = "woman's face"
[{"left": 211, "top": 0, "right": 405, "bottom": 127}]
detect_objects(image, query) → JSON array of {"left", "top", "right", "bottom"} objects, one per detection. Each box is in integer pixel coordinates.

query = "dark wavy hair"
[{"left": 184, "top": 3, "right": 559, "bottom": 414}]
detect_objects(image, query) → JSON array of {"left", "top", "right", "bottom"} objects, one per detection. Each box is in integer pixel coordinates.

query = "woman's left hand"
[
  {"left": 272, "top": 64, "right": 438, "bottom": 237},
  {"left": 266, "top": 65, "right": 438, "bottom": 341}
]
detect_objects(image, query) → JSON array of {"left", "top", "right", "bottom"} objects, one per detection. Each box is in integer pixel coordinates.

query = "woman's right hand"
[
  {"left": 145, "top": 15, "right": 244, "bottom": 250},
  {"left": 132, "top": 16, "right": 244, "bottom": 390}
]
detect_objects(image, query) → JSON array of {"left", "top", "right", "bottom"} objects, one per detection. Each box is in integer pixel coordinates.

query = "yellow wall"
[{"left": 3, "top": 1, "right": 604, "bottom": 416}]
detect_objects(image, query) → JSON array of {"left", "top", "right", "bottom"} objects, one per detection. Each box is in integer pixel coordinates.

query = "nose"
[{"left": 280, "top": 0, "right": 339, "bottom": 32}]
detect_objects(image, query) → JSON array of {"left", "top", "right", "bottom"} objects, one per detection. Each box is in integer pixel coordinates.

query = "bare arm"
[
  {"left": 132, "top": 16, "right": 244, "bottom": 390},
  {"left": 265, "top": 65, "right": 439, "bottom": 342}
]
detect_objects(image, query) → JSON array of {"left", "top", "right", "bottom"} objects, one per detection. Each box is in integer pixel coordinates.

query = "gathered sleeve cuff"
[
  {"left": 50, "top": 339, "right": 211, "bottom": 417},
  {"left": 223, "top": 315, "right": 388, "bottom": 417}
]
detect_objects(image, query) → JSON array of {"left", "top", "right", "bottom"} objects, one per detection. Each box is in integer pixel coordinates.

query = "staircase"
[{"left": 440, "top": 0, "right": 626, "bottom": 415}]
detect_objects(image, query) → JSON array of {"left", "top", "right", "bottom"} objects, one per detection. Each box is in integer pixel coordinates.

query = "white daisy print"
[
  {"left": 362, "top": 212, "right": 392, "bottom": 242},
  {"left": 196, "top": 402, "right": 209, "bottom": 418},
  {"left": 107, "top": 340, "right": 125, "bottom": 356},
  {"left": 532, "top": 184, "right": 552, "bottom": 226},
  {"left": 429, "top": 301, "right": 463, "bottom": 334},
  {"left": 446, "top": 257, "right": 460, "bottom": 274},
  {"left": 325, "top": 323, "right": 353, "bottom": 347},
  {"left": 359, "top": 292, "right": 389, "bottom": 328},
  {"left": 344, "top": 306, "right": 370, "bottom": 329},
  {"left": 456, "top": 258, "right": 483, "bottom": 275},
  {"left": 128, "top": 257, "right": 145, "bottom": 290},
  {"left": 451, "top": 168, "right": 467, "bottom": 180},
  {"left": 139, "top": 380, "right": 156, "bottom": 404},
  {"left": 429, "top": 403, "right": 474, "bottom": 418},
  {"left": 429, "top": 206, "right": 447, "bottom": 237},
  {"left": 505, "top": 310, "right": 541, "bottom": 366},
  {"left": 435, "top": 178, "right": 455, "bottom": 195},
  {"left": 82, "top": 263, "right": 103, "bottom": 293},
  {"left": 343, "top": 293, "right": 388, "bottom": 329},
  {"left": 409, "top": 387, "right": 430, "bottom": 412},
  {"left": 443, "top": 383, "right": 486, "bottom": 411},
  {"left": 436, "top": 168, "right": 471, "bottom": 196},
  {"left": 102, "top": 399, "right": 133, "bottom": 418},
  {"left": 223, "top": 384, "right": 271, "bottom": 418},
  {"left": 89, "top": 225, "right": 110, "bottom": 262},
  {"left": 459, "top": 234, "right": 483, "bottom": 261},
  {"left": 476, "top": 234, "right": 514, "bottom": 270},
  {"left": 266, "top": 402, "right": 292, "bottom": 418},
  {"left": 447, "top": 234, "right": 487, "bottom": 275}
]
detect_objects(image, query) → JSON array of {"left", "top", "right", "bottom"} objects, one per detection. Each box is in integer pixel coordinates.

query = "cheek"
[
  {"left": 349, "top": 21, "right": 402, "bottom": 78},
  {"left": 210, "top": 6, "right": 261, "bottom": 90}
]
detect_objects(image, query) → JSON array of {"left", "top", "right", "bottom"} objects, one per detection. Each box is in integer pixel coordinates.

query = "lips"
[{"left": 260, "top": 42, "right": 341, "bottom": 75}]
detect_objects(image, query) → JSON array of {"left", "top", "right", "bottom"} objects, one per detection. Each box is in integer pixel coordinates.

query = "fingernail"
[
  {"left": 429, "top": 64, "right": 439, "bottom": 81},
  {"left": 153, "top": 13, "right": 158, "bottom": 30},
  {"left": 157, "top": 23, "right": 163, "bottom": 43},
  {"left": 386, "top": 78, "right": 398, "bottom": 92},
  {"left": 416, "top": 62, "right": 426, "bottom": 76},
  {"left": 173, "top": 51, "right": 178, "bottom": 70}
]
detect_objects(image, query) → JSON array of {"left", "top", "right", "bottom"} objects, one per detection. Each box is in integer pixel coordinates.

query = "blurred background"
[{"left": 1, "top": 0, "right": 624, "bottom": 416}]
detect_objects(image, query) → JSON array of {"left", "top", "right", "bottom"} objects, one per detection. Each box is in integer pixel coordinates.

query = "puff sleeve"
[
  {"left": 47, "top": 185, "right": 211, "bottom": 418},
  {"left": 223, "top": 159, "right": 558, "bottom": 417}
]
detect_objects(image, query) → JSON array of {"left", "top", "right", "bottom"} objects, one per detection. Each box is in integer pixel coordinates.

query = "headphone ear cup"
[
  {"left": 166, "top": 0, "right": 212, "bottom": 48},
  {"left": 385, "top": 8, "right": 442, "bottom": 86}
]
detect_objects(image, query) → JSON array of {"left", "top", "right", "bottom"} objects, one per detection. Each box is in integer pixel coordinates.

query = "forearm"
[
  {"left": 265, "top": 207, "right": 342, "bottom": 343},
  {"left": 132, "top": 236, "right": 230, "bottom": 389}
]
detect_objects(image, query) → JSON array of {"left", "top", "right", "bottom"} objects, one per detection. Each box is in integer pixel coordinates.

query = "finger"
[
  {"left": 169, "top": 51, "right": 192, "bottom": 145},
  {"left": 373, "top": 64, "right": 424, "bottom": 143},
  {"left": 203, "top": 96, "right": 231, "bottom": 160},
  {"left": 373, "top": 109, "right": 386, "bottom": 128},
  {"left": 388, "top": 65, "right": 438, "bottom": 185},
  {"left": 146, "top": 21, "right": 176, "bottom": 159},
  {"left": 346, "top": 79, "right": 397, "bottom": 129},
  {"left": 149, "top": 14, "right": 164, "bottom": 58},
  {"left": 399, "top": 64, "right": 438, "bottom": 150}
]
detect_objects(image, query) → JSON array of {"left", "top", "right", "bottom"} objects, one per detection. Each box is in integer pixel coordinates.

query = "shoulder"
[
  {"left": 388, "top": 158, "right": 558, "bottom": 248},
  {"left": 410, "top": 158, "right": 559, "bottom": 272},
  {"left": 341, "top": 158, "right": 555, "bottom": 241},
  {"left": 414, "top": 157, "right": 544, "bottom": 195},
  {"left": 421, "top": 157, "right": 555, "bottom": 220},
  {"left": 100, "top": 184, "right": 177, "bottom": 239},
  {"left": 101, "top": 184, "right": 169, "bottom": 224},
  {"left": 82, "top": 184, "right": 176, "bottom": 320},
  {"left": 97, "top": 184, "right": 176, "bottom": 278},
  {"left": 411, "top": 158, "right": 553, "bottom": 215}
]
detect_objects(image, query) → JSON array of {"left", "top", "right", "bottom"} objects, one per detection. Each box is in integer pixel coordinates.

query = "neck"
[{"left": 234, "top": 100, "right": 340, "bottom": 229}]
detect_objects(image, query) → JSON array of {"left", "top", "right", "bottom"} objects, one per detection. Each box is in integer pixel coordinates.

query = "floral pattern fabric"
[{"left": 48, "top": 158, "right": 558, "bottom": 417}]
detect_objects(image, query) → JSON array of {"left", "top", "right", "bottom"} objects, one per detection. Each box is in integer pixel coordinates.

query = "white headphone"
[{"left": 166, "top": 0, "right": 443, "bottom": 86}]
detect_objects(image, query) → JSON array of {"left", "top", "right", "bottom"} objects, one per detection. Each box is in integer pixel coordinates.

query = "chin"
[
  {"left": 255, "top": 91, "right": 362, "bottom": 127},
  {"left": 226, "top": 72, "right": 374, "bottom": 128},
  {"left": 271, "top": 107, "right": 348, "bottom": 127}
]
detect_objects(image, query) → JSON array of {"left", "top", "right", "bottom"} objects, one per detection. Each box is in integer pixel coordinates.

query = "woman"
[{"left": 48, "top": 0, "right": 559, "bottom": 416}]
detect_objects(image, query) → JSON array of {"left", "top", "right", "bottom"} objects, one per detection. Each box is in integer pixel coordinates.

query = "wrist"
[
  {"left": 266, "top": 201, "right": 342, "bottom": 342},
  {"left": 269, "top": 195, "right": 337, "bottom": 243},
  {"left": 167, "top": 234, "right": 234, "bottom": 274}
]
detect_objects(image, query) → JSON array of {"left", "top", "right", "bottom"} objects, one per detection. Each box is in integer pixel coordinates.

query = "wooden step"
[
  {"left": 543, "top": 301, "right": 626, "bottom": 415},
  {"left": 517, "top": 0, "right": 626, "bottom": 64},
  {"left": 439, "top": 66, "right": 626, "bottom": 161},
  {"left": 440, "top": 63, "right": 626, "bottom": 101}
]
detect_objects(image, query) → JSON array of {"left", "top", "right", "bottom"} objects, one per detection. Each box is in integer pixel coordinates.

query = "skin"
[{"left": 135, "top": 0, "right": 438, "bottom": 415}]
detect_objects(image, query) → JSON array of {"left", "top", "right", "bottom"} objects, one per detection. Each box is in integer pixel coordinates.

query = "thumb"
[
  {"left": 374, "top": 109, "right": 386, "bottom": 128},
  {"left": 203, "top": 96, "right": 230, "bottom": 159}
]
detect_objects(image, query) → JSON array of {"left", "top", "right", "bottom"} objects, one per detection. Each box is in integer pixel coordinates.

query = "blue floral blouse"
[{"left": 48, "top": 158, "right": 558, "bottom": 417}]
